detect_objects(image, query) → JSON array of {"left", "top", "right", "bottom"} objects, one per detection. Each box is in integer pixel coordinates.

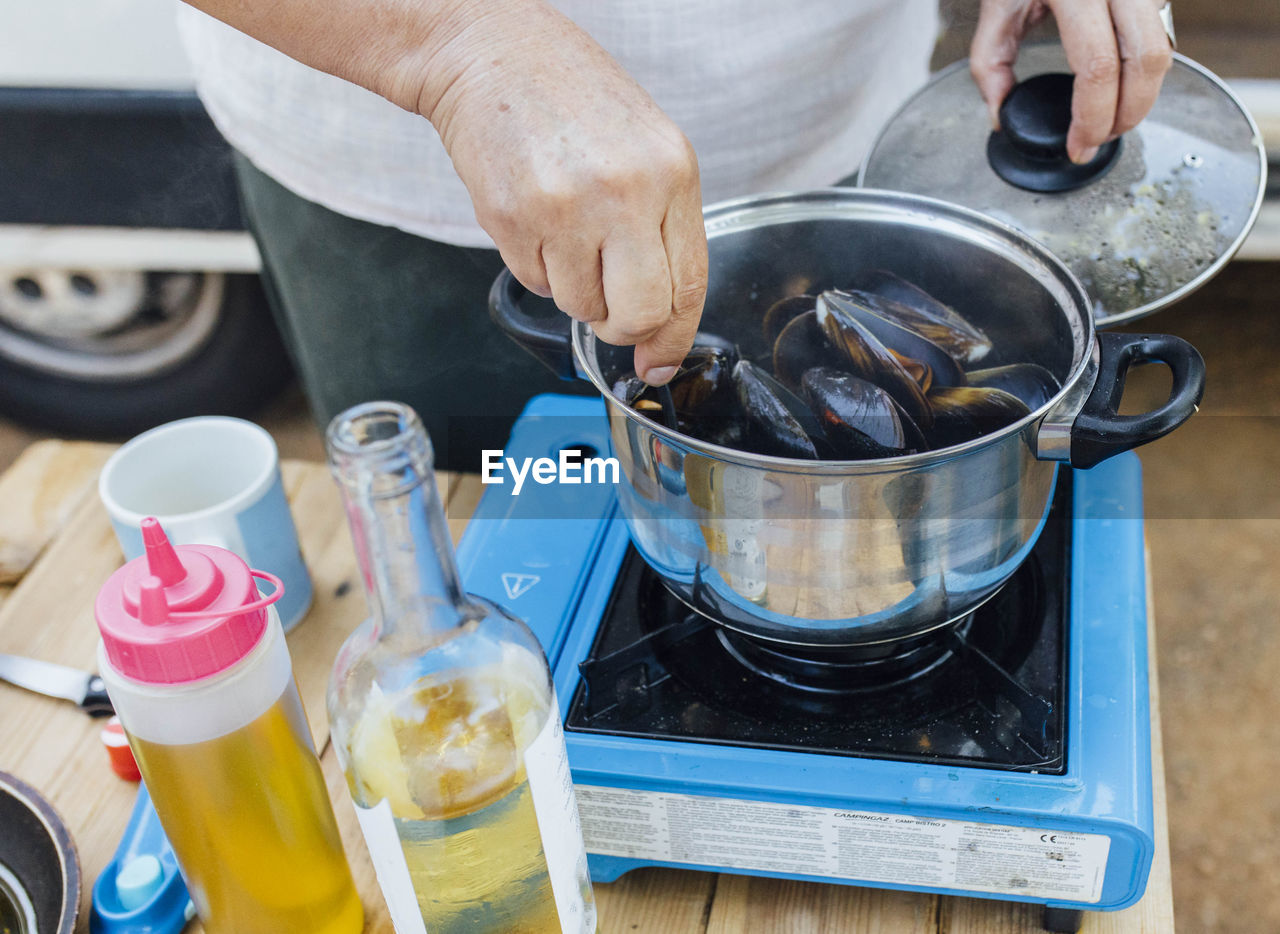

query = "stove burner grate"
[{"left": 713, "top": 616, "right": 971, "bottom": 695}]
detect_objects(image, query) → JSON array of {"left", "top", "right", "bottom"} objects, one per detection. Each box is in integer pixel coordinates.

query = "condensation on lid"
[{"left": 860, "top": 44, "right": 1267, "bottom": 326}]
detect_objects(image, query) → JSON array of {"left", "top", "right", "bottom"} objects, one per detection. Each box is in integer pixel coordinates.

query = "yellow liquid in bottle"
[
  {"left": 130, "top": 683, "right": 363, "bottom": 934},
  {"left": 343, "top": 662, "right": 591, "bottom": 933}
]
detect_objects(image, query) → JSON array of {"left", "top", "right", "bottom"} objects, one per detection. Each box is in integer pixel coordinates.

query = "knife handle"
[{"left": 82, "top": 676, "right": 115, "bottom": 717}]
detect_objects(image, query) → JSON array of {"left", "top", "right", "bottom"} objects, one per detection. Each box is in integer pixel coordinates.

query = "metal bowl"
[{"left": 0, "top": 772, "right": 79, "bottom": 934}]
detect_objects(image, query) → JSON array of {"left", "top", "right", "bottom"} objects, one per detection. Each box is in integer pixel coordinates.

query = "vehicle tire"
[{"left": 0, "top": 269, "right": 293, "bottom": 438}]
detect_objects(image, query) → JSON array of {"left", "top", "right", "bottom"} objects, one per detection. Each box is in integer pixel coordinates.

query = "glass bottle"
[{"left": 325, "top": 401, "right": 597, "bottom": 934}]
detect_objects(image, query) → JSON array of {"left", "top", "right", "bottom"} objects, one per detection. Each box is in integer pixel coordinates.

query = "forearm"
[
  {"left": 180, "top": 0, "right": 555, "bottom": 121},
  {"left": 189, "top": 0, "right": 708, "bottom": 379}
]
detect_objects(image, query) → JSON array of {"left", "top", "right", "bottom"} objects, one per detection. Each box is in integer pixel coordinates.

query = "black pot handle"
[
  {"left": 1070, "top": 331, "right": 1206, "bottom": 469},
  {"left": 487, "top": 268, "right": 579, "bottom": 380}
]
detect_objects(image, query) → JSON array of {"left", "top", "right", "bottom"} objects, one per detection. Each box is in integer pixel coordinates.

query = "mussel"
[
  {"left": 690, "top": 331, "right": 740, "bottom": 364},
  {"left": 668, "top": 347, "right": 747, "bottom": 447},
  {"left": 772, "top": 310, "right": 841, "bottom": 391},
  {"left": 666, "top": 347, "right": 736, "bottom": 414},
  {"left": 965, "top": 364, "right": 1060, "bottom": 411},
  {"left": 821, "top": 289, "right": 967, "bottom": 389},
  {"left": 612, "top": 374, "right": 645, "bottom": 405},
  {"left": 611, "top": 374, "right": 677, "bottom": 428},
  {"left": 612, "top": 270, "right": 1041, "bottom": 463},
  {"left": 889, "top": 349, "right": 933, "bottom": 394},
  {"left": 801, "top": 367, "right": 922, "bottom": 459},
  {"left": 762, "top": 294, "right": 817, "bottom": 346},
  {"left": 924, "top": 386, "right": 1031, "bottom": 449},
  {"left": 851, "top": 269, "right": 993, "bottom": 365},
  {"left": 814, "top": 294, "right": 935, "bottom": 429},
  {"left": 734, "top": 360, "right": 819, "bottom": 459},
  {"left": 751, "top": 365, "right": 834, "bottom": 458}
]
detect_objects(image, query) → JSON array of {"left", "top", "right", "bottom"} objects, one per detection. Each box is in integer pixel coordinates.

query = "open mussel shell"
[
  {"left": 611, "top": 373, "right": 678, "bottom": 430},
  {"left": 667, "top": 347, "right": 736, "bottom": 414},
  {"left": 762, "top": 294, "right": 817, "bottom": 347},
  {"left": 924, "top": 385, "right": 1031, "bottom": 450},
  {"left": 851, "top": 269, "right": 992, "bottom": 365},
  {"left": 801, "top": 367, "right": 921, "bottom": 459},
  {"left": 668, "top": 347, "right": 748, "bottom": 447},
  {"left": 772, "top": 309, "right": 841, "bottom": 392},
  {"left": 611, "top": 374, "right": 650, "bottom": 406},
  {"left": 734, "top": 360, "right": 819, "bottom": 459},
  {"left": 821, "top": 288, "right": 967, "bottom": 389},
  {"left": 889, "top": 349, "right": 933, "bottom": 394},
  {"left": 965, "top": 363, "right": 1060, "bottom": 411},
  {"left": 814, "top": 294, "right": 935, "bottom": 429}
]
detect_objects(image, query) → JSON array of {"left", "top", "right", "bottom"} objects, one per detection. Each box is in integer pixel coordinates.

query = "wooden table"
[{"left": 0, "top": 440, "right": 1176, "bottom": 933}]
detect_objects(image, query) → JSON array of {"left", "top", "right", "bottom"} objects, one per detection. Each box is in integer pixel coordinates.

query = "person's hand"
[
  {"left": 970, "top": 0, "right": 1174, "bottom": 164},
  {"left": 180, "top": 0, "right": 704, "bottom": 385},
  {"left": 414, "top": 2, "right": 706, "bottom": 386}
]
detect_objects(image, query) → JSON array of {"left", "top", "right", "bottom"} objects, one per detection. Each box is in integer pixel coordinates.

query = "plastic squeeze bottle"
[
  {"left": 325, "top": 401, "right": 597, "bottom": 934},
  {"left": 94, "top": 518, "right": 363, "bottom": 934}
]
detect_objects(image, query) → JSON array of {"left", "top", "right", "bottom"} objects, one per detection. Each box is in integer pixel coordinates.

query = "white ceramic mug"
[{"left": 98, "top": 416, "right": 313, "bottom": 631}]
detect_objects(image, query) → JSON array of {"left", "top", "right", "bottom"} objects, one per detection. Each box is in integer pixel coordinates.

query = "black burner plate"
[{"left": 565, "top": 478, "right": 1070, "bottom": 773}]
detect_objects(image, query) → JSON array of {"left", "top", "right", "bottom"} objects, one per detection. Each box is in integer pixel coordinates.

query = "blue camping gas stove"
[{"left": 455, "top": 396, "right": 1154, "bottom": 933}]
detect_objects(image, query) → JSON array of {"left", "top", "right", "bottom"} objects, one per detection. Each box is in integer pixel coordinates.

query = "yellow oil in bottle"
[
  {"left": 342, "top": 662, "right": 585, "bottom": 933},
  {"left": 129, "top": 683, "right": 362, "bottom": 934}
]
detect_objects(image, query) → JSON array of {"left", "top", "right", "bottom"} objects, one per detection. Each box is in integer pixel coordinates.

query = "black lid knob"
[{"left": 987, "top": 72, "right": 1122, "bottom": 192}]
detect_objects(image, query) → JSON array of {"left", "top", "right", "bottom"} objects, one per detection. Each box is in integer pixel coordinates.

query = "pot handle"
[
  {"left": 487, "top": 267, "right": 579, "bottom": 380},
  {"left": 1067, "top": 331, "right": 1206, "bottom": 469}
]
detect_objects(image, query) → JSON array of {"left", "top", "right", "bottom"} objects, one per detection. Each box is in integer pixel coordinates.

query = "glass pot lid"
[{"left": 859, "top": 43, "right": 1267, "bottom": 326}]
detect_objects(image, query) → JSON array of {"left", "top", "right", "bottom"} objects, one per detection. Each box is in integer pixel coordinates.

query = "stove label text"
[
  {"left": 575, "top": 785, "right": 1112, "bottom": 904},
  {"left": 481, "top": 449, "right": 620, "bottom": 495}
]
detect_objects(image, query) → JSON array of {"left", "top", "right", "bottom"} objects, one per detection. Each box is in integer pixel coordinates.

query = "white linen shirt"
[{"left": 177, "top": 0, "right": 939, "bottom": 248}]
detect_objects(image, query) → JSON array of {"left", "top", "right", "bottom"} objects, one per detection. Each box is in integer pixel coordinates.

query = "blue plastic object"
[
  {"left": 456, "top": 394, "right": 1156, "bottom": 916},
  {"left": 91, "top": 784, "right": 193, "bottom": 934}
]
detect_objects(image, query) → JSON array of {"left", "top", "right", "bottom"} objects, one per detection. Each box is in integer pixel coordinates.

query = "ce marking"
[{"left": 1040, "top": 833, "right": 1059, "bottom": 843}]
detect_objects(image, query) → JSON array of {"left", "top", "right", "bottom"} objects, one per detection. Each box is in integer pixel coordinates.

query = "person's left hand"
[{"left": 970, "top": 0, "right": 1174, "bottom": 164}]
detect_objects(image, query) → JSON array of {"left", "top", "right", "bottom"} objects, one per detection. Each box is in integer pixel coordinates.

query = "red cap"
[
  {"left": 94, "top": 518, "right": 284, "bottom": 684},
  {"left": 102, "top": 717, "right": 141, "bottom": 781}
]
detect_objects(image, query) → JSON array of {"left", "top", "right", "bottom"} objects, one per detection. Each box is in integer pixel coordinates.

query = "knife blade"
[{"left": 0, "top": 653, "right": 114, "bottom": 716}]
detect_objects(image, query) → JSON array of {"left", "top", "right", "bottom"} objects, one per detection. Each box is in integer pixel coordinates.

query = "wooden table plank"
[
  {"left": 0, "top": 444, "right": 1177, "bottom": 933},
  {"left": 324, "top": 745, "right": 393, "bottom": 934},
  {"left": 707, "top": 874, "right": 938, "bottom": 933},
  {"left": 0, "top": 439, "right": 113, "bottom": 584},
  {"left": 446, "top": 473, "right": 486, "bottom": 547},
  {"left": 277, "top": 461, "right": 364, "bottom": 749},
  {"left": 594, "top": 868, "right": 717, "bottom": 933}
]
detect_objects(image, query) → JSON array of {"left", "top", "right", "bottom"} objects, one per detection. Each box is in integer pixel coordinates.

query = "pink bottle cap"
[{"left": 95, "top": 518, "right": 284, "bottom": 684}]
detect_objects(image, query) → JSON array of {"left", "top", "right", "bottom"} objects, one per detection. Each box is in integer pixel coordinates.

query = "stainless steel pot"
[{"left": 490, "top": 189, "right": 1205, "bottom": 646}]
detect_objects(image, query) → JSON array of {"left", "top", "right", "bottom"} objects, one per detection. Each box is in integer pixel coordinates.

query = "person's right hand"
[
  {"left": 182, "top": 0, "right": 705, "bottom": 385},
  {"left": 970, "top": 0, "right": 1174, "bottom": 165},
  {"left": 410, "top": 1, "right": 707, "bottom": 386}
]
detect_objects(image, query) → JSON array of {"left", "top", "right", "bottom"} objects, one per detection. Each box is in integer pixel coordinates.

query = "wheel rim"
[{"left": 0, "top": 271, "right": 224, "bottom": 381}]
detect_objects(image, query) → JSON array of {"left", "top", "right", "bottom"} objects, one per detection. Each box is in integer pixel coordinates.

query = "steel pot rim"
[{"left": 571, "top": 187, "right": 1097, "bottom": 475}]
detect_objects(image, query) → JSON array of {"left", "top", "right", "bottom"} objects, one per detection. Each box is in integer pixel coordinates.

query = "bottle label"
[
  {"left": 353, "top": 799, "right": 430, "bottom": 934},
  {"left": 524, "top": 696, "right": 594, "bottom": 932}
]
